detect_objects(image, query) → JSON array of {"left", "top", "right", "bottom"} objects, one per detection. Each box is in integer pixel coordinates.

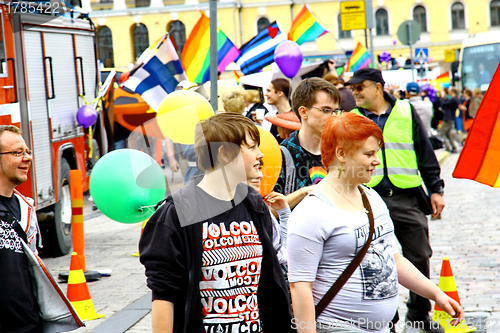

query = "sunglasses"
[{"left": 349, "top": 82, "right": 377, "bottom": 93}]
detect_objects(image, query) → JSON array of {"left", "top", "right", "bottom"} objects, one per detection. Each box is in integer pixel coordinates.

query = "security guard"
[{"left": 347, "top": 68, "right": 445, "bottom": 333}]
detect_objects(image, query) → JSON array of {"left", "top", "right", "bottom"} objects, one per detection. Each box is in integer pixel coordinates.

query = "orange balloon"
[{"left": 257, "top": 127, "right": 282, "bottom": 196}]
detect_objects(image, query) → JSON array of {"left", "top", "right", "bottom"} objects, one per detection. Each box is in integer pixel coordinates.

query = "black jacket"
[
  {"left": 442, "top": 96, "right": 459, "bottom": 121},
  {"left": 139, "top": 176, "right": 295, "bottom": 333}
]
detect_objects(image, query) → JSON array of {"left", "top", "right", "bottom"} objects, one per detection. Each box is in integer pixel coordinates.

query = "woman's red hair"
[{"left": 321, "top": 112, "right": 384, "bottom": 169}]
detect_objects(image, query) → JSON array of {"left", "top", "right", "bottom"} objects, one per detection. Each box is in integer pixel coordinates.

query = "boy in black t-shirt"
[{"left": 140, "top": 113, "right": 295, "bottom": 333}]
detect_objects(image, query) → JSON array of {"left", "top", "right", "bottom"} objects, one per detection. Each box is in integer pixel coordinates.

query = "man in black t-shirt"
[
  {"left": 273, "top": 78, "right": 341, "bottom": 209},
  {"left": 0, "top": 125, "right": 43, "bottom": 333}
]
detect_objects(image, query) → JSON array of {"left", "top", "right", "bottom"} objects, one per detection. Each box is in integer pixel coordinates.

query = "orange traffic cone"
[
  {"left": 132, "top": 219, "right": 149, "bottom": 257},
  {"left": 67, "top": 252, "right": 105, "bottom": 321},
  {"left": 432, "top": 257, "right": 476, "bottom": 333}
]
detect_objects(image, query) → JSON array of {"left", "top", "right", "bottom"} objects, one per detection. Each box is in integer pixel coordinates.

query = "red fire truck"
[{"left": 1, "top": 4, "right": 107, "bottom": 255}]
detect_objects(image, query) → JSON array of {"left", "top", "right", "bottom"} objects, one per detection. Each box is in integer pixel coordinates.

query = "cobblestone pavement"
[
  {"left": 42, "top": 152, "right": 500, "bottom": 332},
  {"left": 396, "top": 152, "right": 500, "bottom": 333}
]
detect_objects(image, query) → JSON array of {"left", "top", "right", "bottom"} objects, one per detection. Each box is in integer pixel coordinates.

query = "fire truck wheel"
[
  {"left": 54, "top": 159, "right": 73, "bottom": 254},
  {"left": 40, "top": 159, "right": 72, "bottom": 256}
]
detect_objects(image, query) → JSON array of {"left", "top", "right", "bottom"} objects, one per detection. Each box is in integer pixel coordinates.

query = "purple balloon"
[
  {"left": 274, "top": 41, "right": 303, "bottom": 78},
  {"left": 76, "top": 105, "right": 98, "bottom": 128},
  {"left": 421, "top": 83, "right": 437, "bottom": 103},
  {"left": 379, "top": 50, "right": 391, "bottom": 63}
]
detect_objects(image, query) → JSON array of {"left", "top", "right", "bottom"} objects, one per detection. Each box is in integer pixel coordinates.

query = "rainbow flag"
[
  {"left": 453, "top": 63, "right": 500, "bottom": 187},
  {"left": 234, "top": 71, "right": 242, "bottom": 85},
  {"left": 309, "top": 166, "right": 328, "bottom": 185},
  {"left": 181, "top": 12, "right": 240, "bottom": 83},
  {"left": 434, "top": 72, "right": 451, "bottom": 89},
  {"left": 346, "top": 42, "right": 371, "bottom": 72},
  {"left": 288, "top": 4, "right": 329, "bottom": 45}
]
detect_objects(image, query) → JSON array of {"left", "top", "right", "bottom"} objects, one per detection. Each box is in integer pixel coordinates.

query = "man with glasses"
[
  {"left": 347, "top": 68, "right": 446, "bottom": 333},
  {"left": 0, "top": 125, "right": 43, "bottom": 332},
  {"left": 273, "top": 78, "right": 341, "bottom": 209}
]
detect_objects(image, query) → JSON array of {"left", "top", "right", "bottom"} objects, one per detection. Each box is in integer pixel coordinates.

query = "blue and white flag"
[
  {"left": 236, "top": 21, "right": 287, "bottom": 75},
  {"left": 124, "top": 35, "right": 187, "bottom": 111}
]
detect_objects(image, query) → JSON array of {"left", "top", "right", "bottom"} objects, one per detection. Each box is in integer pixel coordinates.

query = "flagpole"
[{"left": 210, "top": 0, "right": 218, "bottom": 112}]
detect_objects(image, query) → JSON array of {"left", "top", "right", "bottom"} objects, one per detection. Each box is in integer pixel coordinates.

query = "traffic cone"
[
  {"left": 59, "top": 171, "right": 101, "bottom": 283},
  {"left": 67, "top": 252, "right": 105, "bottom": 321},
  {"left": 71, "top": 170, "right": 86, "bottom": 271},
  {"left": 432, "top": 257, "right": 476, "bottom": 333},
  {"left": 132, "top": 218, "right": 149, "bottom": 257}
]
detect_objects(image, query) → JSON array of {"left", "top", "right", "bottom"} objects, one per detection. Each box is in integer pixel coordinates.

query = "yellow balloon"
[{"left": 156, "top": 90, "right": 214, "bottom": 144}]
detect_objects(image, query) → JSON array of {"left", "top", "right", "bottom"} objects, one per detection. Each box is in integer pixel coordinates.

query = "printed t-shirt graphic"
[
  {"left": 309, "top": 166, "right": 327, "bottom": 185},
  {"left": 354, "top": 213, "right": 398, "bottom": 300},
  {"left": 200, "top": 219, "right": 263, "bottom": 333}
]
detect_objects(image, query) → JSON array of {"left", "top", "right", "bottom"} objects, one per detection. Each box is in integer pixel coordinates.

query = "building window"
[
  {"left": 257, "top": 17, "right": 270, "bottom": 33},
  {"left": 167, "top": 20, "right": 186, "bottom": 56},
  {"left": 451, "top": 2, "right": 465, "bottom": 29},
  {"left": 135, "top": 0, "right": 150, "bottom": 7},
  {"left": 413, "top": 5, "right": 427, "bottom": 32},
  {"left": 97, "top": 26, "right": 114, "bottom": 68},
  {"left": 491, "top": 0, "right": 500, "bottom": 26},
  {"left": 133, "top": 23, "right": 149, "bottom": 60},
  {"left": 375, "top": 9, "right": 389, "bottom": 35},
  {"left": 338, "top": 14, "right": 351, "bottom": 39}
]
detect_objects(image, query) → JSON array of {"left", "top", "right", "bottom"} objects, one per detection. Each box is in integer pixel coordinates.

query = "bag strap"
[
  {"left": 315, "top": 185, "right": 375, "bottom": 318},
  {"left": 280, "top": 146, "right": 296, "bottom": 195}
]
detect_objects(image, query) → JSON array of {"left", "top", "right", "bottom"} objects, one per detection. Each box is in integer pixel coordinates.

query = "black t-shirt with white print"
[
  {"left": 0, "top": 195, "right": 42, "bottom": 333},
  {"left": 196, "top": 186, "right": 264, "bottom": 333}
]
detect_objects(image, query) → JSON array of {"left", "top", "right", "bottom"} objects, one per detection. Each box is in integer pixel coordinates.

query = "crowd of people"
[
  {"left": 386, "top": 82, "right": 482, "bottom": 154},
  {"left": 2, "top": 62, "right": 476, "bottom": 332},
  {"left": 138, "top": 67, "right": 467, "bottom": 333}
]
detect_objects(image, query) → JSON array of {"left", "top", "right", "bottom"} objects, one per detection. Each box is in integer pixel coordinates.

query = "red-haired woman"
[{"left": 288, "top": 112, "right": 463, "bottom": 333}]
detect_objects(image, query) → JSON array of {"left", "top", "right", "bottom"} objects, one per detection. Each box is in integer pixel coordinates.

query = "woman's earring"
[{"left": 337, "top": 164, "right": 345, "bottom": 179}]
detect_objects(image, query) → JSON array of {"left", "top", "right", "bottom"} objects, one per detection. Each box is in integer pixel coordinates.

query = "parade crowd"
[
  {"left": 138, "top": 66, "right": 470, "bottom": 333},
  {"left": 0, "top": 64, "right": 478, "bottom": 333}
]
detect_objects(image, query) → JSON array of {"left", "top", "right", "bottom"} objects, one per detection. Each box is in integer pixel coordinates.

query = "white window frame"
[
  {"left": 374, "top": 7, "right": 391, "bottom": 36},
  {"left": 449, "top": 1, "right": 468, "bottom": 31},
  {"left": 410, "top": 3, "right": 430, "bottom": 33},
  {"left": 255, "top": 16, "right": 271, "bottom": 35}
]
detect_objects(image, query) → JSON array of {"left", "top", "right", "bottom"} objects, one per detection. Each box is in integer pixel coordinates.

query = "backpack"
[{"left": 279, "top": 146, "right": 296, "bottom": 195}]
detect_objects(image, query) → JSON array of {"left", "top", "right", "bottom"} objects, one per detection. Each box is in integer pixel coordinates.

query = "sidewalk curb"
[
  {"left": 91, "top": 292, "right": 152, "bottom": 333},
  {"left": 437, "top": 150, "right": 451, "bottom": 165}
]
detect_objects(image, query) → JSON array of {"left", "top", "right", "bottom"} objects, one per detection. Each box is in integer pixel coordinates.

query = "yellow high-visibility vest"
[{"left": 351, "top": 100, "right": 422, "bottom": 188}]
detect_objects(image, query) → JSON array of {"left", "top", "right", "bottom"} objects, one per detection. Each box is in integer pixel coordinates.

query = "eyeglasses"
[
  {"left": 311, "top": 106, "right": 341, "bottom": 115},
  {"left": 0, "top": 149, "right": 32, "bottom": 158},
  {"left": 349, "top": 82, "right": 377, "bottom": 93}
]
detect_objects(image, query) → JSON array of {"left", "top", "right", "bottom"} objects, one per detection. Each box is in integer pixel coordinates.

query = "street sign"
[
  {"left": 444, "top": 49, "right": 456, "bottom": 63},
  {"left": 396, "top": 20, "right": 421, "bottom": 45},
  {"left": 340, "top": 1, "right": 366, "bottom": 31},
  {"left": 415, "top": 48, "right": 429, "bottom": 63}
]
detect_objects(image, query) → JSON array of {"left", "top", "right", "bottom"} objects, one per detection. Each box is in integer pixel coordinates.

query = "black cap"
[{"left": 345, "top": 68, "right": 385, "bottom": 86}]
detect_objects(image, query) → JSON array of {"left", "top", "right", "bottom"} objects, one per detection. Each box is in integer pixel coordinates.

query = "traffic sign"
[
  {"left": 415, "top": 48, "right": 429, "bottom": 63},
  {"left": 340, "top": 1, "right": 366, "bottom": 31},
  {"left": 396, "top": 20, "right": 421, "bottom": 46},
  {"left": 444, "top": 49, "right": 456, "bottom": 63}
]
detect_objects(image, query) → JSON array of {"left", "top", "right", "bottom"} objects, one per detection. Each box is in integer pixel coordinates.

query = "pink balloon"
[{"left": 274, "top": 41, "right": 303, "bottom": 78}]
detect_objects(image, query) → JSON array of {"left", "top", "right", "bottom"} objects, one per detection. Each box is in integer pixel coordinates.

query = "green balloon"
[{"left": 90, "top": 149, "right": 166, "bottom": 223}]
